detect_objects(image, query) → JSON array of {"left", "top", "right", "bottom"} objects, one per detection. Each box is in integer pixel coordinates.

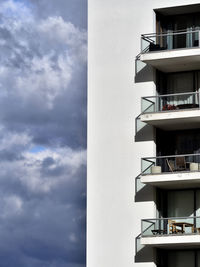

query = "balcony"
[
  {"left": 140, "top": 153, "right": 200, "bottom": 189},
  {"left": 140, "top": 92, "right": 200, "bottom": 130},
  {"left": 140, "top": 216, "right": 200, "bottom": 248},
  {"left": 139, "top": 30, "right": 200, "bottom": 72}
]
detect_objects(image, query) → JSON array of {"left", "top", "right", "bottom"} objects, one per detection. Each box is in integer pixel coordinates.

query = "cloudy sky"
[{"left": 0, "top": 0, "right": 87, "bottom": 266}]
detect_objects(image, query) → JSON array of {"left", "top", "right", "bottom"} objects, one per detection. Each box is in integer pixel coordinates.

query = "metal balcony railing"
[
  {"left": 141, "top": 153, "right": 200, "bottom": 175},
  {"left": 141, "top": 29, "right": 200, "bottom": 53},
  {"left": 141, "top": 216, "right": 200, "bottom": 237},
  {"left": 141, "top": 91, "right": 200, "bottom": 114}
]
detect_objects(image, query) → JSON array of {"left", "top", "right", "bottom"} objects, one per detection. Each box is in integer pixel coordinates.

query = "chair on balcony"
[
  {"left": 194, "top": 227, "right": 200, "bottom": 233},
  {"left": 175, "top": 156, "right": 186, "bottom": 171},
  {"left": 168, "top": 220, "right": 184, "bottom": 234},
  {"left": 168, "top": 220, "right": 176, "bottom": 233},
  {"left": 166, "top": 159, "right": 175, "bottom": 172},
  {"left": 166, "top": 157, "right": 186, "bottom": 172}
]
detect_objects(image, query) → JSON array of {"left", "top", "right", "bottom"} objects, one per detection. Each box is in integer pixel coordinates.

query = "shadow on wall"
[
  {"left": 135, "top": 117, "right": 154, "bottom": 142},
  {"left": 134, "top": 57, "right": 156, "bottom": 266},
  {"left": 135, "top": 183, "right": 155, "bottom": 202},
  {"left": 135, "top": 236, "right": 156, "bottom": 263},
  {"left": 134, "top": 180, "right": 156, "bottom": 262},
  {"left": 135, "top": 176, "right": 155, "bottom": 202},
  {"left": 135, "top": 59, "right": 153, "bottom": 83}
]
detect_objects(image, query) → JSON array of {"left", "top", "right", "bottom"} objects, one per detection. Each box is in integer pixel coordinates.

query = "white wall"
[{"left": 87, "top": 1, "right": 200, "bottom": 267}]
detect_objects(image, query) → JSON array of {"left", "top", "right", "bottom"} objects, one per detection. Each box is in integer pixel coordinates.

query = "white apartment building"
[{"left": 88, "top": 1, "right": 200, "bottom": 267}]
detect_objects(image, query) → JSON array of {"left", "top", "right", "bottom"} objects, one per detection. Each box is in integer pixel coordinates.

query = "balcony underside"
[
  {"left": 140, "top": 48, "right": 200, "bottom": 72},
  {"left": 141, "top": 234, "right": 200, "bottom": 249},
  {"left": 140, "top": 109, "right": 200, "bottom": 130},
  {"left": 141, "top": 171, "right": 200, "bottom": 189}
]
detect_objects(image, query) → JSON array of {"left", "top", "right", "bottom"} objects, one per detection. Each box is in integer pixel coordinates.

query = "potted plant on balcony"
[
  {"left": 162, "top": 104, "right": 176, "bottom": 111},
  {"left": 190, "top": 162, "right": 199, "bottom": 171},
  {"left": 151, "top": 165, "right": 162, "bottom": 174}
]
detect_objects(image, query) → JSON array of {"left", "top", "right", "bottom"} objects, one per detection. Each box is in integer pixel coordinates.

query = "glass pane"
[
  {"left": 196, "top": 190, "right": 200, "bottom": 228},
  {"left": 166, "top": 72, "right": 193, "bottom": 94},
  {"left": 168, "top": 190, "right": 194, "bottom": 218},
  {"left": 135, "top": 177, "right": 145, "bottom": 193},
  {"left": 141, "top": 30, "right": 200, "bottom": 53},
  {"left": 197, "top": 251, "right": 200, "bottom": 267},
  {"left": 141, "top": 158, "right": 155, "bottom": 174},
  {"left": 168, "top": 251, "right": 194, "bottom": 267},
  {"left": 141, "top": 97, "right": 155, "bottom": 113}
]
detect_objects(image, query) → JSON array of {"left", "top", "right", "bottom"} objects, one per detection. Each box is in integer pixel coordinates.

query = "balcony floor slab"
[
  {"left": 141, "top": 171, "right": 200, "bottom": 189},
  {"left": 141, "top": 234, "right": 200, "bottom": 248}
]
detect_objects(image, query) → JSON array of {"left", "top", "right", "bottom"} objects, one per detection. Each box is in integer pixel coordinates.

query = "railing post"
[
  {"left": 155, "top": 95, "right": 157, "bottom": 113},
  {"left": 199, "top": 91, "right": 200, "bottom": 108},
  {"left": 199, "top": 31, "right": 200, "bottom": 47},
  {"left": 135, "top": 58, "right": 137, "bottom": 75}
]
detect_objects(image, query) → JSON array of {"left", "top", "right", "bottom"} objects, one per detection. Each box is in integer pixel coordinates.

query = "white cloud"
[
  {"left": 0, "top": 129, "right": 31, "bottom": 151},
  {"left": 0, "top": 1, "right": 87, "bottom": 109},
  {"left": 0, "top": 0, "right": 34, "bottom": 30},
  {"left": 38, "top": 16, "right": 84, "bottom": 45},
  {"left": 16, "top": 53, "right": 72, "bottom": 108}
]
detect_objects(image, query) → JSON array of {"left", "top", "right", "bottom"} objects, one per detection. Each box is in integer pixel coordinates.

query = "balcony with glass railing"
[
  {"left": 138, "top": 30, "right": 200, "bottom": 72},
  {"left": 139, "top": 153, "right": 200, "bottom": 189},
  {"left": 140, "top": 216, "right": 200, "bottom": 248},
  {"left": 140, "top": 91, "right": 200, "bottom": 130}
]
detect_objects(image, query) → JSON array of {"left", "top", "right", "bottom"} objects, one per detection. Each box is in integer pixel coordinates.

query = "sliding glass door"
[
  {"left": 157, "top": 12, "right": 200, "bottom": 49},
  {"left": 167, "top": 190, "right": 194, "bottom": 218},
  {"left": 157, "top": 249, "right": 200, "bottom": 267},
  {"left": 168, "top": 251, "right": 194, "bottom": 267},
  {"left": 156, "top": 70, "right": 200, "bottom": 109},
  {"left": 157, "top": 189, "right": 200, "bottom": 221},
  {"left": 157, "top": 250, "right": 196, "bottom": 267}
]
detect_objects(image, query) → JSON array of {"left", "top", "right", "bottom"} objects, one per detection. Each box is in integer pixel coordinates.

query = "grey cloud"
[
  {"left": 0, "top": 149, "right": 24, "bottom": 161},
  {"left": 0, "top": 68, "right": 87, "bottom": 149},
  {"left": 28, "top": 0, "right": 87, "bottom": 29},
  {"left": 0, "top": 151, "right": 86, "bottom": 266},
  {"left": 42, "top": 157, "right": 55, "bottom": 167},
  {"left": 0, "top": 199, "right": 86, "bottom": 266}
]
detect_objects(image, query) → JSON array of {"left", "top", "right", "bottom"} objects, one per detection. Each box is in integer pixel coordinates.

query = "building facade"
[{"left": 88, "top": 1, "right": 200, "bottom": 267}]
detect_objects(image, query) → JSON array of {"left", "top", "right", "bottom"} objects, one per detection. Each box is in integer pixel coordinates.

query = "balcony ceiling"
[
  {"left": 155, "top": 3, "right": 200, "bottom": 16},
  {"left": 140, "top": 48, "right": 200, "bottom": 72}
]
